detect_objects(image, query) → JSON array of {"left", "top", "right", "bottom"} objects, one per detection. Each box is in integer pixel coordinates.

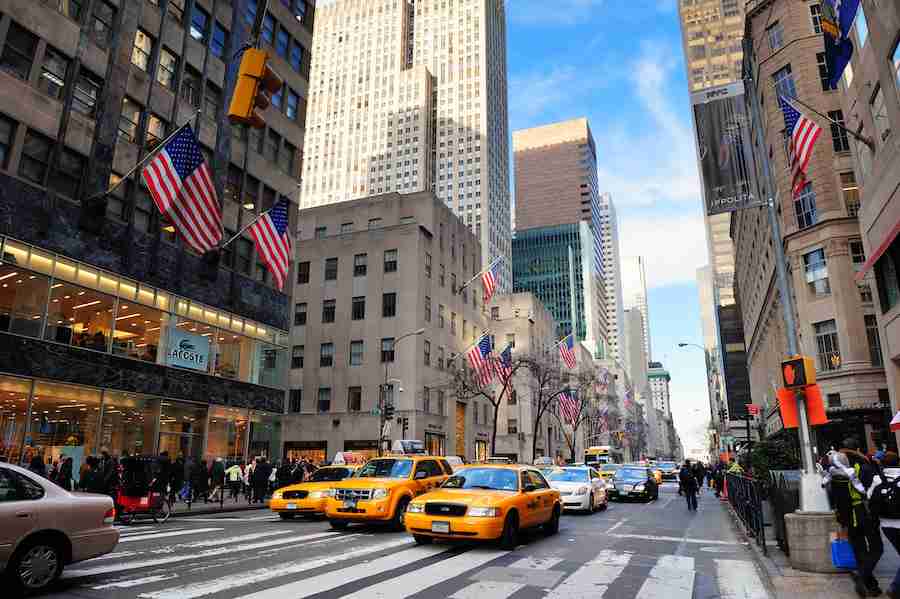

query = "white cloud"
[
  {"left": 508, "top": 66, "right": 581, "bottom": 125},
  {"left": 619, "top": 213, "right": 708, "bottom": 289},
  {"left": 509, "top": 0, "right": 605, "bottom": 25}
]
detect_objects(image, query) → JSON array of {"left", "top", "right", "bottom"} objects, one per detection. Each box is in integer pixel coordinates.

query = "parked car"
[
  {"left": 0, "top": 462, "right": 119, "bottom": 593},
  {"left": 546, "top": 467, "right": 608, "bottom": 513}
]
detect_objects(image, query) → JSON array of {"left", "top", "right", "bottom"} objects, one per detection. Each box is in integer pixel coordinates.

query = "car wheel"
[
  {"left": 544, "top": 505, "right": 560, "bottom": 536},
  {"left": 279, "top": 513, "right": 295, "bottom": 520},
  {"left": 329, "top": 519, "right": 349, "bottom": 530},
  {"left": 499, "top": 511, "right": 519, "bottom": 550},
  {"left": 413, "top": 534, "right": 433, "bottom": 545},
  {"left": 10, "top": 538, "right": 63, "bottom": 593},
  {"left": 391, "top": 497, "right": 411, "bottom": 532}
]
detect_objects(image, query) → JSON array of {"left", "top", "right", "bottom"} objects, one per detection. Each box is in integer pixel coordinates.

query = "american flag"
[
  {"left": 558, "top": 389, "right": 579, "bottom": 425},
  {"left": 559, "top": 333, "right": 577, "bottom": 369},
  {"left": 778, "top": 96, "right": 822, "bottom": 199},
  {"left": 466, "top": 335, "right": 494, "bottom": 387},
  {"left": 142, "top": 125, "right": 222, "bottom": 253},
  {"left": 494, "top": 344, "right": 513, "bottom": 382},
  {"left": 623, "top": 389, "right": 633, "bottom": 409},
  {"left": 249, "top": 198, "right": 293, "bottom": 290},
  {"left": 482, "top": 260, "right": 501, "bottom": 303}
]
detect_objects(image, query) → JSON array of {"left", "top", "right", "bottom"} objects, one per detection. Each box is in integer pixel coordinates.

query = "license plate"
[
  {"left": 431, "top": 521, "right": 450, "bottom": 533},
  {"left": 622, "top": 485, "right": 633, "bottom": 492},
  {"left": 343, "top": 499, "right": 357, "bottom": 509},
  {"left": 286, "top": 503, "right": 297, "bottom": 510}
]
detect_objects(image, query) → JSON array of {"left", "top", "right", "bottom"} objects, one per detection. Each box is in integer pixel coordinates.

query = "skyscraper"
[
  {"left": 599, "top": 193, "right": 625, "bottom": 363},
  {"left": 621, "top": 256, "right": 651, "bottom": 361},
  {"left": 300, "top": 0, "right": 512, "bottom": 289}
]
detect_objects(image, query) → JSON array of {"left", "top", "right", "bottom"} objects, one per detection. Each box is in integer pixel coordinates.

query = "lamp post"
[{"left": 380, "top": 328, "right": 425, "bottom": 456}]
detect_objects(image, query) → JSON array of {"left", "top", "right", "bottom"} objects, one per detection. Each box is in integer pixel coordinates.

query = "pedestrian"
[
  {"left": 226, "top": 461, "right": 243, "bottom": 501},
  {"left": 210, "top": 457, "right": 226, "bottom": 502},
  {"left": 277, "top": 459, "right": 293, "bottom": 489},
  {"left": 28, "top": 454, "right": 47, "bottom": 477},
  {"left": 252, "top": 457, "right": 272, "bottom": 503},
  {"left": 153, "top": 451, "right": 171, "bottom": 496},
  {"left": 58, "top": 455, "right": 73, "bottom": 491},
  {"left": 871, "top": 451, "right": 900, "bottom": 599},
  {"left": 170, "top": 455, "right": 186, "bottom": 505},
  {"left": 192, "top": 459, "right": 210, "bottom": 503},
  {"left": 679, "top": 461, "right": 699, "bottom": 511}
]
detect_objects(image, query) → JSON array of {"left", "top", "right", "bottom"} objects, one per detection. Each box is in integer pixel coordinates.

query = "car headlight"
[
  {"left": 635, "top": 484, "right": 645, "bottom": 491},
  {"left": 272, "top": 490, "right": 283, "bottom": 499},
  {"left": 407, "top": 502, "right": 425, "bottom": 513},
  {"left": 468, "top": 507, "right": 500, "bottom": 517},
  {"left": 372, "top": 488, "right": 389, "bottom": 500},
  {"left": 575, "top": 486, "right": 590, "bottom": 495}
]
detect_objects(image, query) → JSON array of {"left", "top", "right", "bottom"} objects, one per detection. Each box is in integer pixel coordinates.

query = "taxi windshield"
[
  {"left": 602, "top": 464, "right": 621, "bottom": 472},
  {"left": 309, "top": 467, "right": 352, "bottom": 482},
  {"left": 356, "top": 459, "right": 413, "bottom": 479},
  {"left": 442, "top": 468, "right": 518, "bottom": 491},
  {"left": 548, "top": 469, "right": 590, "bottom": 483},
  {"left": 616, "top": 468, "right": 648, "bottom": 481}
]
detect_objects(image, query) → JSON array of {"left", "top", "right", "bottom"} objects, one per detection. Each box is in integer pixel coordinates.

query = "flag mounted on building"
[
  {"left": 467, "top": 334, "right": 494, "bottom": 387},
  {"left": 494, "top": 344, "right": 513, "bottom": 383},
  {"left": 248, "top": 198, "right": 293, "bottom": 290},
  {"left": 142, "top": 125, "right": 222, "bottom": 254},
  {"left": 558, "top": 389, "right": 579, "bottom": 425},
  {"left": 482, "top": 259, "right": 501, "bottom": 303},
  {"left": 778, "top": 96, "right": 822, "bottom": 199},
  {"left": 822, "top": 0, "right": 861, "bottom": 89},
  {"left": 559, "top": 333, "right": 577, "bottom": 369}
]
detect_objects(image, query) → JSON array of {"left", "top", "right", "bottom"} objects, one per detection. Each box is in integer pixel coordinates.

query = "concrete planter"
[{"left": 784, "top": 511, "right": 843, "bottom": 573}]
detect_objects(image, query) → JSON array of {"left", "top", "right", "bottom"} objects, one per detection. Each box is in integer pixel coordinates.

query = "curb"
[
  {"left": 722, "top": 500, "right": 783, "bottom": 599},
  {"left": 172, "top": 502, "right": 270, "bottom": 517}
]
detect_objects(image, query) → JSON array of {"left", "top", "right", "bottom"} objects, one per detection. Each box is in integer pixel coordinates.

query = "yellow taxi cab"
[
  {"left": 324, "top": 455, "right": 452, "bottom": 531},
  {"left": 270, "top": 465, "right": 360, "bottom": 519},
  {"left": 405, "top": 464, "right": 562, "bottom": 549}
]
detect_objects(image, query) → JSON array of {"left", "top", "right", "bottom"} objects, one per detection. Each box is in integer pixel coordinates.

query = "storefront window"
[
  {"left": 254, "top": 342, "right": 285, "bottom": 387},
  {"left": 0, "top": 376, "right": 31, "bottom": 464},
  {"left": 25, "top": 382, "right": 101, "bottom": 483},
  {"left": 283, "top": 441, "right": 326, "bottom": 464},
  {"left": 44, "top": 280, "right": 115, "bottom": 351},
  {"left": 206, "top": 406, "right": 248, "bottom": 462},
  {"left": 343, "top": 440, "right": 378, "bottom": 461},
  {"left": 113, "top": 303, "right": 169, "bottom": 364},
  {"left": 249, "top": 411, "right": 280, "bottom": 460},
  {"left": 214, "top": 329, "right": 253, "bottom": 380},
  {"left": 100, "top": 392, "right": 159, "bottom": 457},
  {"left": 0, "top": 263, "right": 49, "bottom": 338},
  {"left": 424, "top": 432, "right": 445, "bottom": 457},
  {"left": 158, "top": 400, "right": 206, "bottom": 461}
]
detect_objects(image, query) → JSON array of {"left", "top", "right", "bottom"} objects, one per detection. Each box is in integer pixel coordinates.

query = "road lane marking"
[
  {"left": 135, "top": 538, "right": 414, "bottom": 599},
  {"left": 119, "top": 528, "right": 225, "bottom": 543},
  {"left": 92, "top": 574, "right": 179, "bottom": 589},
  {"left": 606, "top": 520, "right": 626, "bottom": 533},
  {"left": 609, "top": 533, "right": 743, "bottom": 545},
  {"left": 63, "top": 531, "right": 340, "bottom": 578},
  {"left": 449, "top": 556, "right": 565, "bottom": 598},
  {"left": 635, "top": 555, "right": 695, "bottom": 599},
  {"left": 545, "top": 550, "right": 632, "bottom": 598},
  {"left": 715, "top": 559, "right": 770, "bottom": 598},
  {"left": 337, "top": 548, "right": 508, "bottom": 599}
]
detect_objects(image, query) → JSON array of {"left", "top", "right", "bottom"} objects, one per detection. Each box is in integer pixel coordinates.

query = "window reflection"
[
  {"left": 215, "top": 330, "right": 252, "bottom": 380},
  {"left": 26, "top": 382, "right": 101, "bottom": 481},
  {"left": 113, "top": 303, "right": 168, "bottom": 364},
  {"left": 0, "top": 264, "right": 48, "bottom": 338},
  {"left": 100, "top": 392, "right": 159, "bottom": 457},
  {"left": 0, "top": 376, "right": 31, "bottom": 464},
  {"left": 44, "top": 280, "right": 114, "bottom": 351},
  {"left": 207, "top": 406, "right": 248, "bottom": 461}
]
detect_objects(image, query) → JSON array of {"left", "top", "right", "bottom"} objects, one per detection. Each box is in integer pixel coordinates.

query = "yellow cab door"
[
  {"left": 412, "top": 459, "right": 443, "bottom": 496},
  {"left": 528, "top": 469, "right": 554, "bottom": 523},
  {"left": 520, "top": 470, "right": 545, "bottom": 526}
]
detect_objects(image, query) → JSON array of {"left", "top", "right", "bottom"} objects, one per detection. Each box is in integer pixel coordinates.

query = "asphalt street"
[{"left": 38, "top": 483, "right": 772, "bottom": 599}]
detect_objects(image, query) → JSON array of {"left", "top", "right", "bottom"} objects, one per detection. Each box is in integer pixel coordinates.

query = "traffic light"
[
  {"left": 228, "top": 48, "right": 282, "bottom": 129},
  {"left": 781, "top": 355, "right": 816, "bottom": 389},
  {"left": 383, "top": 399, "right": 395, "bottom": 421}
]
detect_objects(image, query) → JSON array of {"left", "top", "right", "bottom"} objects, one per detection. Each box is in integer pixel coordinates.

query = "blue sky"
[{"left": 506, "top": 0, "right": 712, "bottom": 453}]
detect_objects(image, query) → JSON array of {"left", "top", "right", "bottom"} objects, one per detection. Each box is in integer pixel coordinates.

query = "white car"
[{"left": 546, "top": 466, "right": 608, "bottom": 513}]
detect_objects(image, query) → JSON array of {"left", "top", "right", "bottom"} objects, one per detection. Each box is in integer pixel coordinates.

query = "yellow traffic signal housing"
[
  {"left": 228, "top": 48, "right": 283, "bottom": 129},
  {"left": 781, "top": 355, "right": 816, "bottom": 389}
]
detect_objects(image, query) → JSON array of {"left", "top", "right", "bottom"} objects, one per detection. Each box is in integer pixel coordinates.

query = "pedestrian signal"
[
  {"left": 228, "top": 48, "right": 282, "bottom": 129},
  {"left": 781, "top": 355, "right": 815, "bottom": 389}
]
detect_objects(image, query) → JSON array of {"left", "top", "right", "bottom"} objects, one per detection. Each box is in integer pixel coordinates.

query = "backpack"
[{"left": 869, "top": 476, "right": 900, "bottom": 519}]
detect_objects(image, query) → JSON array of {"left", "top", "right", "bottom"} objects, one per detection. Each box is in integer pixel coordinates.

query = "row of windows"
[
  {"left": 292, "top": 292, "right": 397, "bottom": 327},
  {"left": 295, "top": 250, "right": 398, "bottom": 285},
  {"left": 292, "top": 337, "right": 399, "bottom": 369}
]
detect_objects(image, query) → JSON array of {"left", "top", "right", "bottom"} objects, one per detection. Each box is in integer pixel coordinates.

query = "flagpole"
[
  {"left": 86, "top": 109, "right": 203, "bottom": 202},
  {"left": 779, "top": 92, "right": 875, "bottom": 151},
  {"left": 218, "top": 209, "right": 267, "bottom": 251},
  {"left": 458, "top": 256, "right": 503, "bottom": 295}
]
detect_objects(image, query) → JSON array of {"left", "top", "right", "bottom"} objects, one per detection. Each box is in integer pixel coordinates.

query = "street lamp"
[{"left": 380, "top": 328, "right": 425, "bottom": 455}]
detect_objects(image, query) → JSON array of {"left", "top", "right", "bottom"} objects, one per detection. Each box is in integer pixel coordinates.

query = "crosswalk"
[{"left": 64, "top": 523, "right": 772, "bottom": 599}]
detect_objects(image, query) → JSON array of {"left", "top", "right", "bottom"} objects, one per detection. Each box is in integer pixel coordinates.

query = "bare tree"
[
  {"left": 519, "top": 353, "right": 567, "bottom": 461},
  {"left": 554, "top": 371, "right": 598, "bottom": 461}
]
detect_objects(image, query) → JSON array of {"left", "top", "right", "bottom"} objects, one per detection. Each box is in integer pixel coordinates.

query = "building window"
[
  {"left": 320, "top": 343, "right": 334, "bottom": 367},
  {"left": 291, "top": 345, "right": 304, "bottom": 369},
  {"left": 348, "top": 387, "right": 362, "bottom": 412},
  {"left": 39, "top": 46, "right": 69, "bottom": 99},
  {"left": 48, "top": 148, "right": 84, "bottom": 200},
  {"left": 438, "top": 347, "right": 445, "bottom": 370},
  {"left": 317, "top": 388, "right": 331, "bottom": 413},
  {"left": 91, "top": 1, "right": 115, "bottom": 49},
  {"left": 810, "top": 4, "right": 822, "bottom": 34},
  {"left": 314, "top": 226, "right": 326, "bottom": 239},
  {"left": 18, "top": 129, "right": 52, "bottom": 185},
  {"left": 1, "top": 22, "right": 37, "bottom": 81},
  {"left": 773, "top": 64, "right": 797, "bottom": 100},
  {"left": 381, "top": 338, "right": 395, "bottom": 363},
  {"left": 236, "top": 238, "right": 252, "bottom": 274},
  {"left": 425, "top": 253, "right": 432, "bottom": 278},
  {"left": 276, "top": 29, "right": 289, "bottom": 59},
  {"left": 157, "top": 48, "right": 178, "bottom": 89},
  {"left": 296, "top": 261, "right": 310, "bottom": 284},
  {"left": 324, "top": 257, "right": 338, "bottom": 281},
  {"left": 817, "top": 53, "right": 836, "bottom": 91},
  {"left": 204, "top": 82, "right": 221, "bottom": 120},
  {"left": 508, "top": 419, "right": 518, "bottom": 434},
  {"left": 508, "top": 389, "right": 517, "bottom": 405},
  {"left": 69, "top": 68, "right": 102, "bottom": 117},
  {"left": 293, "top": 0, "right": 308, "bottom": 22},
  {"left": 350, "top": 341, "right": 364, "bottom": 366},
  {"left": 322, "top": 299, "right": 336, "bottom": 323},
  {"left": 190, "top": 5, "right": 209, "bottom": 42},
  {"left": 865, "top": 314, "right": 883, "bottom": 367},
  {"left": 382, "top": 293, "right": 397, "bottom": 318},
  {"left": 181, "top": 66, "right": 202, "bottom": 108},
  {"left": 827, "top": 393, "right": 841, "bottom": 408},
  {"left": 294, "top": 302, "right": 307, "bottom": 326},
  {"left": 211, "top": 22, "right": 228, "bottom": 58},
  {"left": 439, "top": 264, "right": 445, "bottom": 287},
  {"left": 384, "top": 249, "right": 398, "bottom": 272},
  {"left": 841, "top": 172, "right": 860, "bottom": 216},
  {"left": 794, "top": 183, "right": 817, "bottom": 229},
  {"left": 803, "top": 248, "right": 830, "bottom": 296},
  {"left": 767, "top": 21, "right": 784, "bottom": 51},
  {"left": 506, "top": 333, "right": 516, "bottom": 349},
  {"left": 875, "top": 241, "right": 900, "bottom": 313},
  {"left": 828, "top": 110, "right": 850, "bottom": 152},
  {"left": 424, "top": 296, "right": 431, "bottom": 322},
  {"left": 424, "top": 340, "right": 431, "bottom": 366},
  {"left": 289, "top": 389, "right": 301, "bottom": 413},
  {"left": 145, "top": 113, "right": 166, "bottom": 150},
  {"left": 368, "top": 217, "right": 382, "bottom": 229},
  {"left": 850, "top": 239, "right": 866, "bottom": 269},
  {"left": 118, "top": 97, "right": 142, "bottom": 143},
  {"left": 438, "top": 305, "right": 445, "bottom": 328},
  {"left": 814, "top": 319, "right": 841, "bottom": 371},
  {"left": 286, "top": 89, "right": 300, "bottom": 120},
  {"left": 290, "top": 41, "right": 304, "bottom": 74},
  {"left": 859, "top": 283, "right": 874, "bottom": 303},
  {"left": 0, "top": 115, "right": 14, "bottom": 168},
  {"left": 131, "top": 29, "right": 153, "bottom": 72},
  {"left": 354, "top": 253, "right": 367, "bottom": 276},
  {"left": 351, "top": 296, "right": 365, "bottom": 320},
  {"left": 167, "top": 0, "right": 185, "bottom": 23},
  {"left": 871, "top": 85, "right": 891, "bottom": 143},
  {"left": 855, "top": 3, "right": 868, "bottom": 47}
]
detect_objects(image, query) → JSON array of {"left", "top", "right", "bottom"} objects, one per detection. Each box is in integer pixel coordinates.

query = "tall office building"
[
  {"left": 300, "top": 0, "right": 512, "bottom": 290},
  {"left": 599, "top": 193, "right": 625, "bottom": 363},
  {"left": 621, "top": 256, "right": 651, "bottom": 361}
]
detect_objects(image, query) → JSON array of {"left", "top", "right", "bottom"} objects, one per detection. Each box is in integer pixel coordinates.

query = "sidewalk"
[
  {"left": 171, "top": 500, "right": 269, "bottom": 517},
  {"left": 724, "top": 499, "right": 900, "bottom": 598}
]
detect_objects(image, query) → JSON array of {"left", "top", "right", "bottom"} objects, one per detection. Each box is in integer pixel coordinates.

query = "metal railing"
[
  {"left": 769, "top": 470, "right": 801, "bottom": 555},
  {"left": 725, "top": 473, "right": 768, "bottom": 555}
]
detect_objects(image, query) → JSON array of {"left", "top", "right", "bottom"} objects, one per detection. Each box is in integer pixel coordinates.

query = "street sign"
[{"left": 746, "top": 404, "right": 761, "bottom": 416}]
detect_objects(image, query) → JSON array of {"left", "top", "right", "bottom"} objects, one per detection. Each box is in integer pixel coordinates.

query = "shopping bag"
[{"left": 831, "top": 537, "right": 857, "bottom": 569}]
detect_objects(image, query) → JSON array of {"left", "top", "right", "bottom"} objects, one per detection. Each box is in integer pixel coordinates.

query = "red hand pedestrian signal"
[
  {"left": 783, "top": 364, "right": 796, "bottom": 386},
  {"left": 781, "top": 356, "right": 815, "bottom": 389}
]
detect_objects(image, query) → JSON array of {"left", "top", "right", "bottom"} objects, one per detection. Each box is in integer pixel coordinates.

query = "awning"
[{"left": 855, "top": 218, "right": 900, "bottom": 281}]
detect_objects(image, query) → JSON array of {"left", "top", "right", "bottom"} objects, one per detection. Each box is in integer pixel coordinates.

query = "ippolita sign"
[{"left": 166, "top": 329, "right": 210, "bottom": 371}]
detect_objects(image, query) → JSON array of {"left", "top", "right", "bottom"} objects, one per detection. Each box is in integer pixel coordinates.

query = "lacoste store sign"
[{"left": 166, "top": 329, "right": 210, "bottom": 371}]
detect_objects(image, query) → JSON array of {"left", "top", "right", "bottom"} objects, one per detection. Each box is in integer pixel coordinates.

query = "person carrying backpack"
[{"left": 869, "top": 451, "right": 900, "bottom": 598}]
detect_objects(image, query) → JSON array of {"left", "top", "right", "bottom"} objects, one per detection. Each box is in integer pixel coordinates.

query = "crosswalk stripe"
[
  {"left": 240, "top": 544, "right": 448, "bottom": 599},
  {"left": 135, "top": 538, "right": 414, "bottom": 599},
  {"left": 715, "top": 559, "right": 770, "bottom": 598},
  {"left": 338, "top": 548, "right": 508, "bottom": 599},
  {"left": 448, "top": 556, "right": 565, "bottom": 599},
  {"left": 119, "top": 528, "right": 224, "bottom": 543},
  {"left": 92, "top": 574, "right": 179, "bottom": 589},
  {"left": 545, "top": 550, "right": 632, "bottom": 598},
  {"left": 635, "top": 555, "right": 695, "bottom": 599},
  {"left": 64, "top": 531, "right": 341, "bottom": 578}
]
